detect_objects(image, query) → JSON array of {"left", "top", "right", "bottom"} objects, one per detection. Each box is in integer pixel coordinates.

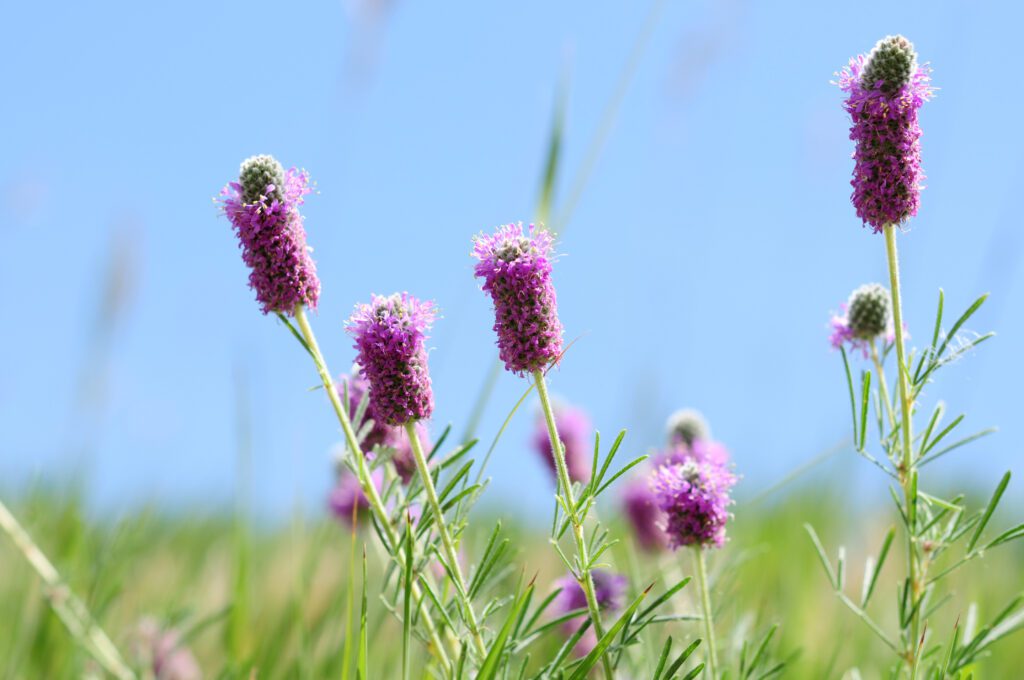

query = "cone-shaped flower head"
[
  {"left": 346, "top": 293, "right": 436, "bottom": 426},
  {"left": 472, "top": 223, "right": 564, "bottom": 375},
  {"left": 829, "top": 283, "right": 897, "bottom": 356},
  {"left": 328, "top": 468, "right": 383, "bottom": 525},
  {"left": 651, "top": 456, "right": 736, "bottom": 549},
  {"left": 622, "top": 477, "right": 669, "bottom": 552},
  {"left": 553, "top": 569, "right": 627, "bottom": 656},
  {"left": 665, "top": 408, "right": 710, "bottom": 448},
  {"left": 219, "top": 154, "right": 320, "bottom": 315},
  {"left": 531, "top": 400, "right": 591, "bottom": 484},
  {"left": 836, "top": 36, "right": 934, "bottom": 232}
]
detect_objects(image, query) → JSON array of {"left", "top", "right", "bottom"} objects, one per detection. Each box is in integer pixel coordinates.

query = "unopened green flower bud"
[
  {"left": 862, "top": 35, "right": 917, "bottom": 95},
  {"left": 847, "top": 283, "right": 891, "bottom": 340},
  {"left": 239, "top": 154, "right": 285, "bottom": 205},
  {"left": 666, "top": 408, "right": 710, "bottom": 447}
]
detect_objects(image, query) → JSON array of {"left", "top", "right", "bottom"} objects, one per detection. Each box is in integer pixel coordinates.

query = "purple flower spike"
[
  {"left": 531, "top": 401, "right": 592, "bottom": 484},
  {"left": 328, "top": 468, "right": 383, "bottom": 525},
  {"left": 622, "top": 477, "right": 669, "bottom": 552},
  {"left": 651, "top": 457, "right": 736, "bottom": 549},
  {"left": 219, "top": 155, "right": 320, "bottom": 315},
  {"left": 553, "top": 569, "right": 627, "bottom": 656},
  {"left": 473, "top": 223, "right": 564, "bottom": 375},
  {"left": 836, "top": 36, "right": 934, "bottom": 232},
  {"left": 346, "top": 293, "right": 436, "bottom": 426}
]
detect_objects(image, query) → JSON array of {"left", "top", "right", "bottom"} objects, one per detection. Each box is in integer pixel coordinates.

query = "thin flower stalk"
[
  {"left": 292, "top": 305, "right": 452, "bottom": 671},
  {"left": 533, "top": 369, "right": 614, "bottom": 680},
  {"left": 884, "top": 225, "right": 923, "bottom": 675},
  {"left": 692, "top": 546, "right": 719, "bottom": 678},
  {"left": 404, "top": 421, "right": 489, "bottom": 660}
]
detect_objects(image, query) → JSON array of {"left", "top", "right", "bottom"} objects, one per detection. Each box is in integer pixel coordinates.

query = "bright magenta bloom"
[
  {"left": 219, "top": 155, "right": 319, "bottom": 314},
  {"left": 473, "top": 223, "right": 564, "bottom": 375}
]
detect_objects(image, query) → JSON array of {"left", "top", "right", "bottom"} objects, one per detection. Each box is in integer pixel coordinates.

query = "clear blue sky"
[{"left": 2, "top": 1, "right": 1021, "bottom": 521}]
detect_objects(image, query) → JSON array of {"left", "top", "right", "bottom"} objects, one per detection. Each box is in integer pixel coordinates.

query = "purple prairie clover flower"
[
  {"left": 472, "top": 223, "right": 564, "bottom": 375},
  {"left": 346, "top": 293, "right": 436, "bottom": 426},
  {"left": 531, "top": 401, "right": 591, "bottom": 484},
  {"left": 130, "top": 618, "right": 201, "bottom": 680},
  {"left": 328, "top": 468, "right": 383, "bottom": 525},
  {"left": 651, "top": 457, "right": 736, "bottom": 549},
  {"left": 836, "top": 36, "right": 934, "bottom": 232},
  {"left": 622, "top": 477, "right": 669, "bottom": 552},
  {"left": 553, "top": 569, "right": 627, "bottom": 656},
  {"left": 219, "top": 155, "right": 320, "bottom": 315}
]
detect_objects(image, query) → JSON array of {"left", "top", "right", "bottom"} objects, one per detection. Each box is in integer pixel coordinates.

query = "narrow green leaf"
[
  {"left": 568, "top": 585, "right": 652, "bottom": 680},
  {"left": 841, "top": 347, "right": 857, "bottom": 443},
  {"left": 804, "top": 524, "right": 837, "bottom": 589},
  {"left": 477, "top": 580, "right": 534, "bottom": 680},
  {"left": 858, "top": 370, "right": 871, "bottom": 450},
  {"left": 861, "top": 526, "right": 896, "bottom": 607},
  {"left": 967, "top": 471, "right": 1010, "bottom": 552}
]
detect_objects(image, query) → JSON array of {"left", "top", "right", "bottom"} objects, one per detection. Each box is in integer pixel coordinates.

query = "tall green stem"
[
  {"left": 533, "top": 370, "right": 614, "bottom": 680},
  {"left": 883, "top": 225, "right": 920, "bottom": 676},
  {"left": 405, "top": 422, "right": 488, "bottom": 659},
  {"left": 693, "top": 547, "right": 719, "bottom": 679},
  {"left": 292, "top": 306, "right": 452, "bottom": 672}
]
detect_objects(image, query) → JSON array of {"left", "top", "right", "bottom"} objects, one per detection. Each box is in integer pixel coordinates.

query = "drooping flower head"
[
  {"left": 553, "top": 569, "right": 627, "bottom": 655},
  {"left": 836, "top": 36, "right": 934, "bottom": 232},
  {"left": 651, "top": 456, "right": 736, "bottom": 549},
  {"left": 472, "top": 223, "right": 564, "bottom": 375},
  {"left": 622, "top": 477, "right": 669, "bottom": 552},
  {"left": 665, "top": 408, "right": 710, "bottom": 448},
  {"left": 219, "top": 154, "right": 320, "bottom": 315},
  {"left": 346, "top": 293, "right": 436, "bottom": 426},
  {"left": 829, "top": 283, "right": 897, "bottom": 357},
  {"left": 531, "top": 400, "right": 591, "bottom": 484},
  {"left": 328, "top": 468, "right": 383, "bottom": 525}
]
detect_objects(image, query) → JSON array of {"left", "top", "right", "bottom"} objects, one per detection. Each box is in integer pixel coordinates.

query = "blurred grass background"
[{"left": 2, "top": 482, "right": 1021, "bottom": 677}]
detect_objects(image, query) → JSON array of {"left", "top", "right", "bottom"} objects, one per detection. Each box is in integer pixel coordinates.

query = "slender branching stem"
[
  {"left": 870, "top": 339, "right": 898, "bottom": 432},
  {"left": 533, "top": 369, "right": 614, "bottom": 680},
  {"left": 405, "top": 422, "right": 488, "bottom": 659},
  {"left": 292, "top": 306, "right": 453, "bottom": 672},
  {"left": 0, "top": 499, "right": 135, "bottom": 680},
  {"left": 884, "top": 225, "right": 921, "bottom": 677},
  {"left": 693, "top": 546, "right": 719, "bottom": 679}
]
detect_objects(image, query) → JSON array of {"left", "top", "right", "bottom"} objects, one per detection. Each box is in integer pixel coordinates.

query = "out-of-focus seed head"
[
  {"left": 665, "top": 408, "right": 710, "bottom": 447},
  {"left": 862, "top": 35, "right": 917, "bottom": 95},
  {"left": 847, "top": 283, "right": 891, "bottom": 340}
]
